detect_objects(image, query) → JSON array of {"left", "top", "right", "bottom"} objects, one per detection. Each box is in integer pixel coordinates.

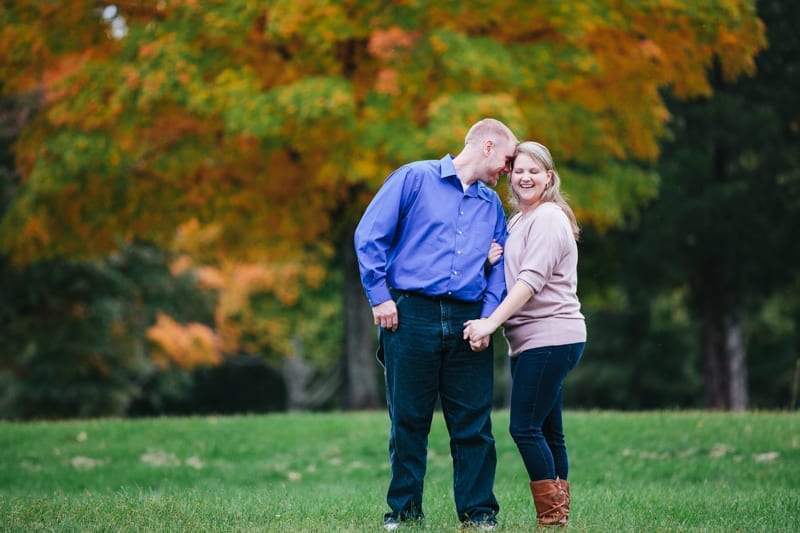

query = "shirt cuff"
[{"left": 367, "top": 285, "right": 393, "bottom": 307}]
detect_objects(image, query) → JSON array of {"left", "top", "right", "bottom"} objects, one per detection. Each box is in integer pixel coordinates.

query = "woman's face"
[{"left": 511, "top": 152, "right": 552, "bottom": 209}]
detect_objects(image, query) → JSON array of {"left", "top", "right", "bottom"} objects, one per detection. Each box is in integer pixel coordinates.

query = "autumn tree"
[{"left": 0, "top": 1, "right": 765, "bottom": 409}]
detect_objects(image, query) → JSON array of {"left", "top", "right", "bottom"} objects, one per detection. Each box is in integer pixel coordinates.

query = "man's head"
[{"left": 462, "top": 118, "right": 518, "bottom": 187}]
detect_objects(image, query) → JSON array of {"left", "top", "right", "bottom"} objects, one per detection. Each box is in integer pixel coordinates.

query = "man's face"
[{"left": 480, "top": 140, "right": 517, "bottom": 187}]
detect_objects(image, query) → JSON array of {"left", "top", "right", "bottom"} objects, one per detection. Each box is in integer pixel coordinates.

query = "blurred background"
[{"left": 0, "top": 1, "right": 797, "bottom": 420}]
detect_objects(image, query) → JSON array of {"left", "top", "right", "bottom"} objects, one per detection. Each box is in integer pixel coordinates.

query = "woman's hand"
[
  {"left": 463, "top": 318, "right": 499, "bottom": 351},
  {"left": 486, "top": 240, "right": 503, "bottom": 266},
  {"left": 464, "top": 318, "right": 497, "bottom": 340}
]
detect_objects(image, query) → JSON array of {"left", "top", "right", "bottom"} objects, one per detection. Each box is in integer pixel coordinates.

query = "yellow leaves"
[
  {"left": 138, "top": 33, "right": 177, "bottom": 60},
  {"left": 348, "top": 152, "right": 384, "bottom": 184},
  {"left": 267, "top": 0, "right": 361, "bottom": 44},
  {"left": 140, "top": 69, "right": 169, "bottom": 104},
  {"left": 429, "top": 29, "right": 516, "bottom": 86},
  {"left": 426, "top": 93, "right": 527, "bottom": 153},
  {"left": 147, "top": 312, "right": 222, "bottom": 370},
  {"left": 714, "top": 18, "right": 766, "bottom": 81}
]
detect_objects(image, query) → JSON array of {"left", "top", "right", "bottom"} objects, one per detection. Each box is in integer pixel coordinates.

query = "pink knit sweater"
[{"left": 502, "top": 202, "right": 586, "bottom": 356}]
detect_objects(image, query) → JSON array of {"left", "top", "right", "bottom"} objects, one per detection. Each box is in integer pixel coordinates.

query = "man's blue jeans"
[
  {"left": 381, "top": 290, "right": 499, "bottom": 523},
  {"left": 508, "top": 342, "right": 585, "bottom": 481}
]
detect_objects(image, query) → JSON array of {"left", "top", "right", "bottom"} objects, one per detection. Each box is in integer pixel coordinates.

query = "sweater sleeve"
[{"left": 516, "top": 206, "right": 569, "bottom": 294}]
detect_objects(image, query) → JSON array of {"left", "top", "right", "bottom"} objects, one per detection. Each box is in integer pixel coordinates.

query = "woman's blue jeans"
[
  {"left": 381, "top": 290, "right": 499, "bottom": 524},
  {"left": 508, "top": 342, "right": 585, "bottom": 482}
]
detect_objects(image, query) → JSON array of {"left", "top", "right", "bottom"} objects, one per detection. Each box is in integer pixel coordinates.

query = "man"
[{"left": 354, "top": 118, "right": 518, "bottom": 530}]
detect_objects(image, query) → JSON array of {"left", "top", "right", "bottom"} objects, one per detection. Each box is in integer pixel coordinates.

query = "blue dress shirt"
[{"left": 354, "top": 154, "right": 508, "bottom": 318}]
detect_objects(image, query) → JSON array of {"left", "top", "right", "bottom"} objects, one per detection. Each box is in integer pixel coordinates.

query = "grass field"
[{"left": 1, "top": 410, "right": 798, "bottom": 532}]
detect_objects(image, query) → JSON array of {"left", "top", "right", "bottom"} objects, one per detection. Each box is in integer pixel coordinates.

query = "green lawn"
[{"left": 1, "top": 410, "right": 798, "bottom": 531}]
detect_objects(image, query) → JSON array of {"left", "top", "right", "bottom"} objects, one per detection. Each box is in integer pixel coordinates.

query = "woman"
[{"left": 464, "top": 141, "right": 586, "bottom": 526}]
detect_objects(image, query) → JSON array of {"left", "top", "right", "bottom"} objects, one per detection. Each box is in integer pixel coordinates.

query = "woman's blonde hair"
[{"left": 508, "top": 141, "right": 580, "bottom": 240}]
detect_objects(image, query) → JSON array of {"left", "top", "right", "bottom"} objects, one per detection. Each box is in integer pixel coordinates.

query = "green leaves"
[
  {"left": 222, "top": 76, "right": 355, "bottom": 140},
  {"left": 431, "top": 29, "right": 517, "bottom": 83}
]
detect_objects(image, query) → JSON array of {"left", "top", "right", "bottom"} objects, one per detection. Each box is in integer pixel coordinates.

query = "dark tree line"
[{"left": 567, "top": 0, "right": 800, "bottom": 410}]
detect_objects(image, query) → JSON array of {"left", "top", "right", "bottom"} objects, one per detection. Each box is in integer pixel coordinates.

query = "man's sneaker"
[
  {"left": 385, "top": 515, "right": 426, "bottom": 530},
  {"left": 461, "top": 517, "right": 498, "bottom": 530},
  {"left": 383, "top": 517, "right": 402, "bottom": 531}
]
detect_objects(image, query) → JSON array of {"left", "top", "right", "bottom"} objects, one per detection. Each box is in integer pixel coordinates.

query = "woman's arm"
[{"left": 464, "top": 280, "right": 533, "bottom": 341}]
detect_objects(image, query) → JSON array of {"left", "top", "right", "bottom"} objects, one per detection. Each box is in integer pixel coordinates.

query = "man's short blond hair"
[{"left": 464, "top": 118, "right": 518, "bottom": 146}]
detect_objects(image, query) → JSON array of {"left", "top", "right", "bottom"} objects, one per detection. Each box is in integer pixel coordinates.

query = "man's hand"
[
  {"left": 468, "top": 335, "right": 491, "bottom": 352},
  {"left": 463, "top": 318, "right": 497, "bottom": 352},
  {"left": 372, "top": 300, "right": 398, "bottom": 332}
]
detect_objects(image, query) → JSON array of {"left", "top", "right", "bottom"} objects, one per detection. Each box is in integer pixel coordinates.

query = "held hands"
[
  {"left": 463, "top": 318, "right": 498, "bottom": 352},
  {"left": 372, "top": 300, "right": 398, "bottom": 332},
  {"left": 467, "top": 335, "right": 491, "bottom": 352}
]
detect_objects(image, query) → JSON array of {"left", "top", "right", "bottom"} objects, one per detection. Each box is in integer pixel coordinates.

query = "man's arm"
[{"left": 353, "top": 169, "right": 409, "bottom": 307}]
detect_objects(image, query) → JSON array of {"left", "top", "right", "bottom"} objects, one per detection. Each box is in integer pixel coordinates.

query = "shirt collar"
[{"left": 439, "top": 154, "right": 492, "bottom": 201}]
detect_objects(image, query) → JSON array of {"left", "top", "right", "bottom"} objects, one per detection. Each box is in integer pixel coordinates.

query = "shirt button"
[
  {"left": 456, "top": 250, "right": 461, "bottom": 254},
  {"left": 453, "top": 271, "right": 458, "bottom": 275}
]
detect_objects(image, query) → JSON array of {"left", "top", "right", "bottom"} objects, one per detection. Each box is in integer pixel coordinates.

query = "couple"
[{"left": 354, "top": 118, "right": 586, "bottom": 530}]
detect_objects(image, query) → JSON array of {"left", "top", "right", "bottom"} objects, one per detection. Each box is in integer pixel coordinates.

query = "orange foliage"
[
  {"left": 146, "top": 312, "right": 221, "bottom": 370},
  {"left": 165, "top": 246, "right": 328, "bottom": 357},
  {"left": 375, "top": 69, "right": 400, "bottom": 95},
  {"left": 367, "top": 27, "right": 420, "bottom": 61},
  {"left": 41, "top": 51, "right": 95, "bottom": 104}
]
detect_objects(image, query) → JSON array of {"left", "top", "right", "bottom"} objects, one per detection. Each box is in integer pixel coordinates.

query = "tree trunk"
[
  {"left": 341, "top": 223, "right": 380, "bottom": 409},
  {"left": 700, "top": 281, "right": 748, "bottom": 410},
  {"left": 700, "top": 135, "right": 748, "bottom": 410},
  {"left": 282, "top": 338, "right": 314, "bottom": 412},
  {"left": 724, "top": 309, "right": 748, "bottom": 410},
  {"left": 282, "top": 335, "right": 342, "bottom": 411}
]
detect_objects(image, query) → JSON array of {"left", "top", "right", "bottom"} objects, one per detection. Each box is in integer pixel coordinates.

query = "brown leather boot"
[
  {"left": 557, "top": 477, "right": 570, "bottom": 522},
  {"left": 529, "top": 478, "right": 568, "bottom": 526}
]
